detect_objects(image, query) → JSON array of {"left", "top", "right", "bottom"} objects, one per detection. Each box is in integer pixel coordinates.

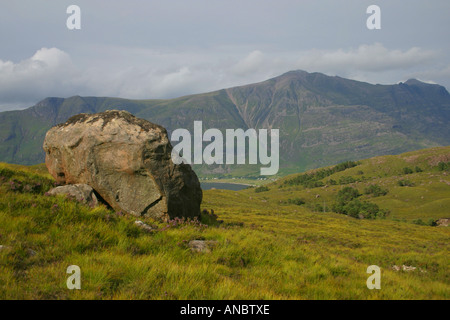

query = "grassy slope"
[
  {"left": 268, "top": 146, "right": 450, "bottom": 221},
  {"left": 0, "top": 147, "right": 449, "bottom": 300}
]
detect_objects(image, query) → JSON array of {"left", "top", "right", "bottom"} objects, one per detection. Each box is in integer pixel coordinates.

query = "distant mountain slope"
[{"left": 1, "top": 70, "right": 449, "bottom": 176}]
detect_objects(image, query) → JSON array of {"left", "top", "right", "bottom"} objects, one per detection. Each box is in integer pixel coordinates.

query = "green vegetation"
[
  {"left": 336, "top": 186, "right": 361, "bottom": 202},
  {"left": 403, "top": 167, "right": 414, "bottom": 174},
  {"left": 339, "top": 176, "right": 357, "bottom": 185},
  {"left": 287, "top": 197, "right": 306, "bottom": 206},
  {"left": 437, "top": 162, "right": 450, "bottom": 171},
  {"left": 0, "top": 146, "right": 449, "bottom": 299},
  {"left": 398, "top": 179, "right": 414, "bottom": 187},
  {"left": 364, "top": 184, "right": 389, "bottom": 197},
  {"left": 331, "top": 187, "right": 388, "bottom": 219},
  {"left": 333, "top": 198, "right": 389, "bottom": 219},
  {"left": 284, "top": 161, "right": 359, "bottom": 188},
  {"left": 254, "top": 186, "right": 270, "bottom": 193},
  {"left": 412, "top": 218, "right": 438, "bottom": 227}
]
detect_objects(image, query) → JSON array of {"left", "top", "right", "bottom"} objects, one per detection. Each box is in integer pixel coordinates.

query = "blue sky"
[{"left": 1, "top": 0, "right": 449, "bottom": 110}]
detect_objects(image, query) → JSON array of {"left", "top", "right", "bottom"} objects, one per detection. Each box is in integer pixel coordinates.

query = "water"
[{"left": 200, "top": 182, "right": 250, "bottom": 191}]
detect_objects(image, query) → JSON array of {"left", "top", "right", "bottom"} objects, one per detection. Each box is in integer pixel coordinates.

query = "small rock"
[
  {"left": 47, "top": 184, "right": 98, "bottom": 208},
  {"left": 402, "top": 265, "right": 416, "bottom": 272},
  {"left": 393, "top": 264, "right": 417, "bottom": 272},
  {"left": 188, "top": 240, "right": 218, "bottom": 253},
  {"left": 134, "top": 220, "right": 155, "bottom": 232}
]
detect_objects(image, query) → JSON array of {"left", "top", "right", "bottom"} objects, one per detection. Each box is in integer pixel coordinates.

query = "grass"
[{"left": 0, "top": 147, "right": 449, "bottom": 299}]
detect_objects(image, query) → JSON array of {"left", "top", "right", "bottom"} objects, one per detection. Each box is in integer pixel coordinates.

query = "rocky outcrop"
[{"left": 43, "top": 110, "right": 202, "bottom": 220}]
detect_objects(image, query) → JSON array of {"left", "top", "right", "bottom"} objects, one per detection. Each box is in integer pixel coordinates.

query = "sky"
[{"left": 0, "top": 0, "right": 449, "bottom": 111}]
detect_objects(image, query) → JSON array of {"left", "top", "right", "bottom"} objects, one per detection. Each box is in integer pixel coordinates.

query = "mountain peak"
[
  {"left": 280, "top": 70, "right": 309, "bottom": 76},
  {"left": 404, "top": 79, "right": 434, "bottom": 86},
  {"left": 278, "top": 70, "right": 329, "bottom": 79}
]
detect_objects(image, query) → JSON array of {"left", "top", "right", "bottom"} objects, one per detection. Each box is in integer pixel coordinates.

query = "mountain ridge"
[{"left": 1, "top": 70, "right": 449, "bottom": 176}]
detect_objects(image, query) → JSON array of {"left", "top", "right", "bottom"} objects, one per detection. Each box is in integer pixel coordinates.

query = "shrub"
[
  {"left": 334, "top": 161, "right": 359, "bottom": 171},
  {"left": 338, "top": 176, "right": 355, "bottom": 185},
  {"left": 412, "top": 218, "right": 437, "bottom": 226},
  {"left": 161, "top": 216, "right": 208, "bottom": 231},
  {"left": 312, "top": 203, "right": 324, "bottom": 212},
  {"left": 200, "top": 209, "right": 223, "bottom": 226},
  {"left": 415, "top": 166, "right": 423, "bottom": 173},
  {"left": 437, "top": 162, "right": 449, "bottom": 171},
  {"left": 332, "top": 186, "right": 388, "bottom": 219},
  {"left": 327, "top": 179, "right": 337, "bottom": 185},
  {"left": 364, "top": 184, "right": 388, "bottom": 197},
  {"left": 305, "top": 181, "right": 324, "bottom": 188},
  {"left": 255, "top": 186, "right": 269, "bottom": 193},
  {"left": 284, "top": 160, "right": 359, "bottom": 188},
  {"left": 336, "top": 187, "right": 360, "bottom": 203},
  {"left": 287, "top": 198, "right": 305, "bottom": 206},
  {"left": 333, "top": 198, "right": 388, "bottom": 219},
  {"left": 398, "top": 179, "right": 414, "bottom": 187},
  {"left": 402, "top": 167, "right": 414, "bottom": 174}
]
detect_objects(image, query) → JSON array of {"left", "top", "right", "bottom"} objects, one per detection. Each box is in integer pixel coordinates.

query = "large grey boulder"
[{"left": 43, "top": 110, "right": 202, "bottom": 220}]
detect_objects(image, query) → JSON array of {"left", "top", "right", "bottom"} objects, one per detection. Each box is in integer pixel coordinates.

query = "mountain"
[{"left": 1, "top": 70, "right": 450, "bottom": 176}]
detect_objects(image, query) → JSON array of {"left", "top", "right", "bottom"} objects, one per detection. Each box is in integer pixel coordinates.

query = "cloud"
[
  {"left": 0, "top": 43, "right": 445, "bottom": 111},
  {"left": 293, "top": 43, "right": 436, "bottom": 74},
  {"left": 226, "top": 43, "right": 440, "bottom": 88},
  {"left": 231, "top": 50, "right": 265, "bottom": 76},
  {"left": 0, "top": 47, "right": 79, "bottom": 105},
  {"left": 30, "top": 47, "right": 72, "bottom": 68}
]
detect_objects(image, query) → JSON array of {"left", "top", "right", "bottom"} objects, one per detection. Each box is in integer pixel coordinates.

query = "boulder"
[
  {"left": 43, "top": 110, "right": 202, "bottom": 220},
  {"left": 47, "top": 184, "right": 99, "bottom": 207}
]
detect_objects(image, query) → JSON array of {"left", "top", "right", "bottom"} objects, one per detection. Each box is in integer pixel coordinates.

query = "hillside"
[
  {"left": 1, "top": 70, "right": 449, "bottom": 176},
  {"left": 237, "top": 145, "right": 450, "bottom": 222},
  {"left": 0, "top": 146, "right": 448, "bottom": 299}
]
